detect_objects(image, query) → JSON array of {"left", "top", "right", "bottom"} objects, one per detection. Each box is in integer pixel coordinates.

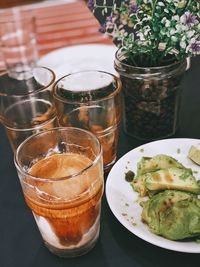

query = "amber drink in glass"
[
  {"left": 15, "top": 127, "right": 104, "bottom": 257},
  {"left": 0, "top": 67, "right": 56, "bottom": 152},
  {"left": 53, "top": 70, "right": 122, "bottom": 172}
]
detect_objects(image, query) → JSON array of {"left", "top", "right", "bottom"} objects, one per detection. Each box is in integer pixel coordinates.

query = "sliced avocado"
[
  {"left": 131, "top": 174, "right": 148, "bottom": 197},
  {"left": 188, "top": 145, "right": 200, "bottom": 165},
  {"left": 144, "top": 167, "right": 200, "bottom": 194},
  {"left": 132, "top": 167, "right": 199, "bottom": 196},
  {"left": 137, "top": 154, "right": 186, "bottom": 175},
  {"left": 141, "top": 190, "right": 200, "bottom": 240}
]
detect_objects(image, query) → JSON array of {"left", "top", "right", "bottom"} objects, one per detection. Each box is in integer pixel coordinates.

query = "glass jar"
[{"left": 114, "top": 49, "right": 187, "bottom": 140}]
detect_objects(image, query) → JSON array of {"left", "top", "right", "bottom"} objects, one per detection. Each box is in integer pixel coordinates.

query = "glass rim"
[
  {"left": 0, "top": 66, "right": 56, "bottom": 97},
  {"left": 115, "top": 48, "right": 187, "bottom": 71},
  {"left": 53, "top": 70, "right": 122, "bottom": 104},
  {"left": 5, "top": 114, "right": 57, "bottom": 131},
  {"left": 14, "top": 126, "right": 102, "bottom": 182}
]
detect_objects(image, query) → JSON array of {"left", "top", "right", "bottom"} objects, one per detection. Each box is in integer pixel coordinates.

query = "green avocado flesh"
[
  {"left": 131, "top": 154, "right": 200, "bottom": 197},
  {"left": 141, "top": 190, "right": 200, "bottom": 240},
  {"left": 137, "top": 154, "right": 185, "bottom": 175}
]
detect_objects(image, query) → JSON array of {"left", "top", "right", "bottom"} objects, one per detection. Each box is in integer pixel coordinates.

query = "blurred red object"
[
  {"left": 0, "top": 0, "right": 39, "bottom": 8},
  {"left": 0, "top": 0, "right": 112, "bottom": 71},
  {"left": 35, "top": 1, "right": 112, "bottom": 56}
]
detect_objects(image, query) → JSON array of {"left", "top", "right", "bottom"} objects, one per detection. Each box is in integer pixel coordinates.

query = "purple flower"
[
  {"left": 189, "top": 41, "right": 200, "bottom": 55},
  {"left": 87, "top": 0, "right": 95, "bottom": 11},
  {"left": 128, "top": 3, "right": 138, "bottom": 14},
  {"left": 106, "top": 15, "right": 113, "bottom": 23},
  {"left": 181, "top": 12, "right": 197, "bottom": 26},
  {"left": 99, "top": 25, "right": 106, "bottom": 33}
]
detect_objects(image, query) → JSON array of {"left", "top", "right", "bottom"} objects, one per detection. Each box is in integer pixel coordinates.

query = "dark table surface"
[{"left": 1, "top": 56, "right": 200, "bottom": 267}]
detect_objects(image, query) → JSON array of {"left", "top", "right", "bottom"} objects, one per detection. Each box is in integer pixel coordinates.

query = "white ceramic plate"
[
  {"left": 106, "top": 138, "right": 200, "bottom": 253},
  {"left": 38, "top": 44, "right": 117, "bottom": 79}
]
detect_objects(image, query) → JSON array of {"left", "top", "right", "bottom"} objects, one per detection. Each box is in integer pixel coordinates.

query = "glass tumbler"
[
  {"left": 53, "top": 70, "right": 122, "bottom": 172},
  {"left": 0, "top": 66, "right": 57, "bottom": 152},
  {"left": 0, "top": 9, "right": 38, "bottom": 80},
  {"left": 14, "top": 127, "right": 104, "bottom": 257}
]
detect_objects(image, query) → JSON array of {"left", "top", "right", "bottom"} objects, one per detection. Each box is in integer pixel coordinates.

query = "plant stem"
[
  {"left": 151, "top": 0, "right": 158, "bottom": 17},
  {"left": 183, "top": 0, "right": 191, "bottom": 13}
]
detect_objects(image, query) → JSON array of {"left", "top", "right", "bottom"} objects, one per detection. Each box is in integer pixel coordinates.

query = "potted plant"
[{"left": 88, "top": 0, "right": 200, "bottom": 140}]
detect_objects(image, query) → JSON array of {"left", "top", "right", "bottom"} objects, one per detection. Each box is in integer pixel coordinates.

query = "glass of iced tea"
[
  {"left": 53, "top": 70, "right": 122, "bottom": 172},
  {"left": 14, "top": 127, "right": 104, "bottom": 257}
]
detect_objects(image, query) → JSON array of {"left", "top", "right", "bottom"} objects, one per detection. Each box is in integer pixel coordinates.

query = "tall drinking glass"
[
  {"left": 0, "top": 8, "right": 38, "bottom": 80},
  {"left": 14, "top": 127, "right": 104, "bottom": 257}
]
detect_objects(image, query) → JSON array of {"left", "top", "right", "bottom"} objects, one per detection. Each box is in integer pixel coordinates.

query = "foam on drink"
[{"left": 61, "top": 71, "right": 113, "bottom": 92}]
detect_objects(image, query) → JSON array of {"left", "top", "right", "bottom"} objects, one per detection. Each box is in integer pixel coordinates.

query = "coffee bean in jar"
[{"left": 114, "top": 49, "right": 187, "bottom": 140}]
